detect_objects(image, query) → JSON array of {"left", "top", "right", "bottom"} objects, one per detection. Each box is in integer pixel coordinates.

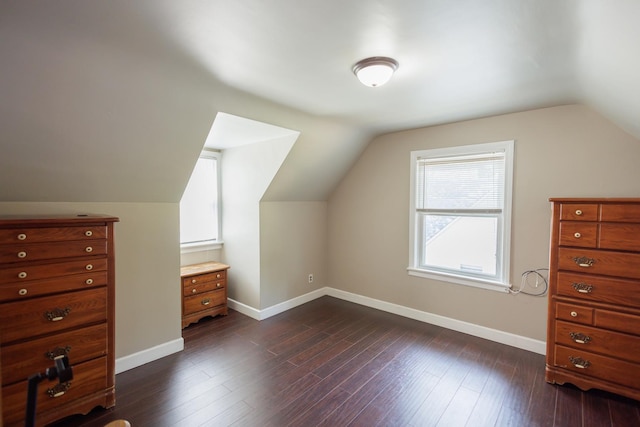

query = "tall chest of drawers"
[
  {"left": 0, "top": 215, "right": 118, "bottom": 426},
  {"left": 546, "top": 198, "right": 640, "bottom": 400}
]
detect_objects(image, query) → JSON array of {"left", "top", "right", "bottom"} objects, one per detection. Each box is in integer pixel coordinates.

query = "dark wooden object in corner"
[
  {"left": 0, "top": 214, "right": 118, "bottom": 426},
  {"left": 546, "top": 198, "right": 640, "bottom": 401},
  {"left": 180, "top": 261, "right": 229, "bottom": 329}
]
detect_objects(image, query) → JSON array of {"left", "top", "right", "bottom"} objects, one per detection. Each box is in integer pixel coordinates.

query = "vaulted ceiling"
[{"left": 1, "top": 1, "right": 639, "bottom": 202}]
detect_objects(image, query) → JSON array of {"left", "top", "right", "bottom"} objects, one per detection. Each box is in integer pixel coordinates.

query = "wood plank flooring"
[{"left": 50, "top": 296, "right": 640, "bottom": 427}]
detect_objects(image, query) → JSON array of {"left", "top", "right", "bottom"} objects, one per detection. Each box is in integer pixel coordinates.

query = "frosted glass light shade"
[{"left": 352, "top": 57, "right": 398, "bottom": 87}]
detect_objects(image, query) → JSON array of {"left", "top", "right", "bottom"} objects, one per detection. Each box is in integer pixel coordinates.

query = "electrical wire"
[{"left": 509, "top": 268, "right": 549, "bottom": 296}]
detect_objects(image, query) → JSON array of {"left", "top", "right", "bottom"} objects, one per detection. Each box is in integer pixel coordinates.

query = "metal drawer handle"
[
  {"left": 202, "top": 298, "right": 211, "bottom": 306},
  {"left": 192, "top": 288, "right": 197, "bottom": 293},
  {"left": 17, "top": 233, "right": 27, "bottom": 240},
  {"left": 85, "top": 278, "right": 93, "bottom": 285},
  {"left": 216, "top": 283, "right": 221, "bottom": 288},
  {"left": 575, "top": 209, "right": 583, "bottom": 216},
  {"left": 572, "top": 282, "right": 593, "bottom": 294},
  {"left": 85, "top": 264, "right": 93, "bottom": 271},
  {"left": 85, "top": 246, "right": 93, "bottom": 253},
  {"left": 45, "top": 307, "right": 71, "bottom": 322},
  {"left": 570, "top": 311, "right": 578, "bottom": 317},
  {"left": 191, "top": 278, "right": 197, "bottom": 284},
  {"left": 46, "top": 346, "right": 72, "bottom": 360},
  {"left": 569, "top": 332, "right": 592, "bottom": 344},
  {"left": 18, "top": 271, "right": 27, "bottom": 279},
  {"left": 47, "top": 382, "right": 71, "bottom": 398},
  {"left": 17, "top": 251, "right": 27, "bottom": 258},
  {"left": 85, "top": 230, "right": 93, "bottom": 237},
  {"left": 573, "top": 256, "right": 594, "bottom": 268},
  {"left": 569, "top": 356, "right": 591, "bottom": 369},
  {"left": 573, "top": 232, "right": 581, "bottom": 238},
  {"left": 216, "top": 274, "right": 221, "bottom": 278},
  {"left": 18, "top": 288, "right": 28, "bottom": 296}
]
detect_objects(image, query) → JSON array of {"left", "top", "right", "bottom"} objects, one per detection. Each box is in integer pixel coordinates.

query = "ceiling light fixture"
[{"left": 352, "top": 56, "right": 399, "bottom": 87}]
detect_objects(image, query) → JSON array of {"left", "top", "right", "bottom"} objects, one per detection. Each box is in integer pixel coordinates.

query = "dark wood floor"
[{"left": 50, "top": 296, "right": 640, "bottom": 427}]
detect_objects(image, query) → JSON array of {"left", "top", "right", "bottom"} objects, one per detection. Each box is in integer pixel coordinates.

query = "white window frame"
[
  {"left": 408, "top": 140, "right": 514, "bottom": 292},
  {"left": 180, "top": 149, "right": 223, "bottom": 253}
]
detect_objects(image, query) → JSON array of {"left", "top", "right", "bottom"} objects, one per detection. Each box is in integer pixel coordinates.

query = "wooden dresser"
[
  {"left": 546, "top": 198, "right": 640, "bottom": 400},
  {"left": 0, "top": 215, "right": 118, "bottom": 426},
  {"left": 180, "top": 261, "right": 229, "bottom": 328}
]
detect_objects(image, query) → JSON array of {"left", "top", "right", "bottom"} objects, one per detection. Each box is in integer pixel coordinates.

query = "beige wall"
[
  {"left": 260, "top": 201, "right": 327, "bottom": 308},
  {"left": 327, "top": 105, "right": 640, "bottom": 341},
  {"left": 0, "top": 202, "right": 181, "bottom": 359}
]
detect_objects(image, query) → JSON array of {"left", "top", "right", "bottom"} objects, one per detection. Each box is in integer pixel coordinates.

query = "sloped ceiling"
[{"left": 1, "top": 1, "right": 639, "bottom": 203}]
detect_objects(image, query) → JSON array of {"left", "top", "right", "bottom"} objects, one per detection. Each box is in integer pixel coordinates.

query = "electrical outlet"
[{"left": 308, "top": 274, "right": 314, "bottom": 283}]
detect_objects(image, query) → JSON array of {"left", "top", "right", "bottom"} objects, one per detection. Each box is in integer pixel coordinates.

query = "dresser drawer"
[
  {"left": 556, "top": 302, "right": 594, "bottom": 325},
  {"left": 557, "top": 248, "right": 640, "bottom": 280},
  {"left": 183, "top": 289, "right": 226, "bottom": 315},
  {"left": 0, "top": 271, "right": 107, "bottom": 303},
  {"left": 556, "top": 272, "right": 640, "bottom": 308},
  {"left": 183, "top": 270, "right": 226, "bottom": 286},
  {"left": 0, "top": 225, "right": 107, "bottom": 244},
  {"left": 560, "top": 203, "right": 598, "bottom": 221},
  {"left": 182, "top": 278, "right": 225, "bottom": 296},
  {"left": 559, "top": 222, "right": 597, "bottom": 248},
  {"left": 0, "top": 287, "right": 107, "bottom": 344},
  {"left": 595, "top": 309, "right": 640, "bottom": 336},
  {"left": 2, "top": 356, "right": 108, "bottom": 426},
  {"left": 555, "top": 320, "right": 640, "bottom": 364},
  {"left": 599, "top": 223, "right": 640, "bottom": 252},
  {"left": 1, "top": 323, "right": 107, "bottom": 385},
  {"left": 0, "top": 239, "right": 106, "bottom": 263},
  {"left": 0, "top": 258, "right": 107, "bottom": 285},
  {"left": 553, "top": 344, "right": 640, "bottom": 390},
  {"left": 600, "top": 204, "right": 640, "bottom": 222}
]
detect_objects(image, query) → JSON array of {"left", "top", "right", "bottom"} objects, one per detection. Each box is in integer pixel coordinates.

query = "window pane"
[
  {"left": 417, "top": 153, "right": 505, "bottom": 210},
  {"left": 420, "top": 214, "right": 497, "bottom": 276},
  {"left": 180, "top": 156, "right": 218, "bottom": 244}
]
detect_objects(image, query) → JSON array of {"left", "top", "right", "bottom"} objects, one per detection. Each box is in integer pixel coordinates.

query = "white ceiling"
[
  {"left": 2, "top": 1, "right": 640, "bottom": 203},
  {"left": 143, "top": 0, "right": 638, "bottom": 136}
]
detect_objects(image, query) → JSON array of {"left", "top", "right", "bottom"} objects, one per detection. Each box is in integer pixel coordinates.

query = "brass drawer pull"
[
  {"left": 575, "top": 209, "right": 583, "bottom": 216},
  {"left": 202, "top": 298, "right": 211, "bottom": 306},
  {"left": 573, "top": 256, "right": 594, "bottom": 268},
  {"left": 569, "top": 356, "right": 591, "bottom": 369},
  {"left": 46, "top": 345, "right": 72, "bottom": 360},
  {"left": 47, "top": 382, "right": 71, "bottom": 398},
  {"left": 45, "top": 307, "right": 71, "bottom": 322},
  {"left": 569, "top": 332, "right": 591, "bottom": 344},
  {"left": 18, "top": 271, "right": 27, "bottom": 279},
  {"left": 85, "top": 230, "right": 93, "bottom": 237},
  {"left": 573, "top": 232, "right": 581, "bottom": 238},
  {"left": 85, "top": 246, "right": 93, "bottom": 253},
  {"left": 17, "top": 251, "right": 27, "bottom": 258},
  {"left": 572, "top": 282, "right": 593, "bottom": 294},
  {"left": 17, "top": 233, "right": 27, "bottom": 240}
]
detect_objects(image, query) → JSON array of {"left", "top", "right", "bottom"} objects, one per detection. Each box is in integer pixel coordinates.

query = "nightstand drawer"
[
  {"left": 183, "top": 289, "right": 226, "bottom": 315},
  {"left": 183, "top": 279, "right": 225, "bottom": 296}
]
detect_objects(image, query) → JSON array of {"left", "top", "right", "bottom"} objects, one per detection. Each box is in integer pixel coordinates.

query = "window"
[
  {"left": 180, "top": 150, "right": 221, "bottom": 251},
  {"left": 408, "top": 140, "right": 514, "bottom": 292}
]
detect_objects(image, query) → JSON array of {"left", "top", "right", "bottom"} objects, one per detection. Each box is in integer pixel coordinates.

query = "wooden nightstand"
[{"left": 180, "top": 261, "right": 229, "bottom": 328}]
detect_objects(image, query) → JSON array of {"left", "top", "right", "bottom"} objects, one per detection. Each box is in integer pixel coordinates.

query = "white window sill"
[
  {"left": 407, "top": 267, "right": 511, "bottom": 293},
  {"left": 181, "top": 240, "right": 224, "bottom": 254}
]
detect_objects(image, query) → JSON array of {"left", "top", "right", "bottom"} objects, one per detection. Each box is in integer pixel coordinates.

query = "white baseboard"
[
  {"left": 324, "top": 288, "right": 546, "bottom": 355},
  {"left": 118, "top": 287, "right": 545, "bottom": 373},
  {"left": 115, "top": 337, "right": 184, "bottom": 374}
]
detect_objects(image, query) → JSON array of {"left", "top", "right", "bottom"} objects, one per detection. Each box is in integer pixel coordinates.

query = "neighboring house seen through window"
[
  {"left": 408, "top": 140, "right": 514, "bottom": 292},
  {"left": 180, "top": 150, "right": 221, "bottom": 251}
]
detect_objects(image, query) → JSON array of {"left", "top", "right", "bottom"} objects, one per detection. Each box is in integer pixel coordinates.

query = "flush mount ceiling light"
[{"left": 352, "top": 56, "right": 399, "bottom": 87}]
